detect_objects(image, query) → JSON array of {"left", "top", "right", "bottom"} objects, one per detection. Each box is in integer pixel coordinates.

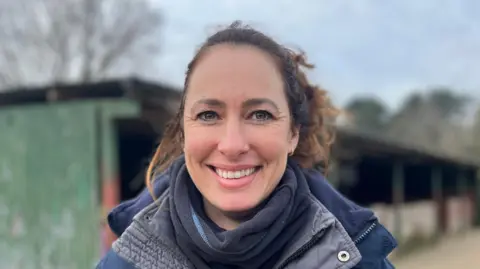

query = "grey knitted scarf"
[{"left": 168, "top": 158, "right": 311, "bottom": 269}]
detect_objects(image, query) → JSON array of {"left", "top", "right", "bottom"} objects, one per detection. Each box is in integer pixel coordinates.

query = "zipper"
[
  {"left": 277, "top": 221, "right": 378, "bottom": 269},
  {"left": 353, "top": 221, "right": 377, "bottom": 245},
  {"left": 277, "top": 229, "right": 325, "bottom": 269}
]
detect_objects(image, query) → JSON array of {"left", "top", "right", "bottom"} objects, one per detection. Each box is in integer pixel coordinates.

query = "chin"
[{"left": 215, "top": 195, "right": 261, "bottom": 213}]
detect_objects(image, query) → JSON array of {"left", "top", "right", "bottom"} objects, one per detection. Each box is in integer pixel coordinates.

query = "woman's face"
[{"left": 183, "top": 44, "right": 299, "bottom": 215}]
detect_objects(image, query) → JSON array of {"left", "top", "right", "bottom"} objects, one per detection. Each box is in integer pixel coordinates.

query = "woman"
[{"left": 97, "top": 21, "right": 397, "bottom": 269}]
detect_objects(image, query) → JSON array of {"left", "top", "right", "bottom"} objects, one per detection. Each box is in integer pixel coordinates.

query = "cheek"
[
  {"left": 183, "top": 125, "right": 216, "bottom": 158},
  {"left": 248, "top": 124, "right": 292, "bottom": 158}
]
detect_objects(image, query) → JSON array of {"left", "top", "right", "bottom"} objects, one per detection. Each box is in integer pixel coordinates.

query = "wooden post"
[
  {"left": 456, "top": 170, "right": 468, "bottom": 231},
  {"left": 98, "top": 101, "right": 141, "bottom": 255},
  {"left": 475, "top": 169, "right": 480, "bottom": 226},
  {"left": 392, "top": 161, "right": 404, "bottom": 241},
  {"left": 99, "top": 109, "right": 121, "bottom": 255},
  {"left": 432, "top": 167, "right": 444, "bottom": 236}
]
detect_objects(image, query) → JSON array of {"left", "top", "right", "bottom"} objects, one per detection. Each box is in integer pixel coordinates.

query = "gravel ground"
[{"left": 392, "top": 229, "right": 480, "bottom": 269}]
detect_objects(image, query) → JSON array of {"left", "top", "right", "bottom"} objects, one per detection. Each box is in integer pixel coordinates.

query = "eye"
[
  {"left": 250, "top": 110, "right": 273, "bottom": 121},
  {"left": 197, "top": 111, "right": 219, "bottom": 122}
]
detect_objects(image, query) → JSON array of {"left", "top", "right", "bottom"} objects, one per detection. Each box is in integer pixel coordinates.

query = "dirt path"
[{"left": 392, "top": 229, "right": 480, "bottom": 269}]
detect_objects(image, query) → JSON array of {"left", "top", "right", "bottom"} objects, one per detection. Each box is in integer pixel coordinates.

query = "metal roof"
[
  {"left": 0, "top": 77, "right": 181, "bottom": 108},
  {"left": 336, "top": 127, "right": 480, "bottom": 169}
]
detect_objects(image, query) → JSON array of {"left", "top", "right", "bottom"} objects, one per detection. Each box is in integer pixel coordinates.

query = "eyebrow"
[
  {"left": 190, "top": 98, "right": 280, "bottom": 113},
  {"left": 190, "top": 98, "right": 225, "bottom": 115},
  {"left": 243, "top": 98, "right": 279, "bottom": 112}
]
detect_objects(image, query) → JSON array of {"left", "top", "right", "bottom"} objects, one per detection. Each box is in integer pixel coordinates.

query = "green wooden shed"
[{"left": 0, "top": 78, "right": 181, "bottom": 268}]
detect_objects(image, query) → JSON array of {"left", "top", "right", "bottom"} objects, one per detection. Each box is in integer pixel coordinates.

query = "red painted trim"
[{"left": 101, "top": 178, "right": 120, "bottom": 255}]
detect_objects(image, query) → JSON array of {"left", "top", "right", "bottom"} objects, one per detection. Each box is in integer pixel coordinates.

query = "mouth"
[{"left": 207, "top": 165, "right": 262, "bottom": 179}]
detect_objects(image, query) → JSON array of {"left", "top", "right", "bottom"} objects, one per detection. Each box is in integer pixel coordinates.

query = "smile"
[
  {"left": 215, "top": 167, "right": 256, "bottom": 179},
  {"left": 208, "top": 165, "right": 261, "bottom": 180},
  {"left": 207, "top": 165, "right": 262, "bottom": 189}
]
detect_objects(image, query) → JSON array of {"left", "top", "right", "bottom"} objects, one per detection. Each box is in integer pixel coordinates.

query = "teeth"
[{"left": 215, "top": 167, "right": 256, "bottom": 179}]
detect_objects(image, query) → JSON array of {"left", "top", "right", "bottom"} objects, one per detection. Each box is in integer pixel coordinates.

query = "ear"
[{"left": 289, "top": 125, "right": 300, "bottom": 153}]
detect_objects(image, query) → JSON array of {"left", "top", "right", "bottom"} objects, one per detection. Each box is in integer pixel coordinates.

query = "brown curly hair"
[{"left": 145, "top": 21, "right": 339, "bottom": 197}]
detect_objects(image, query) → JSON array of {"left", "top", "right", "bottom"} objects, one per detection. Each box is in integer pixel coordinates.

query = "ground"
[{"left": 392, "top": 229, "right": 480, "bottom": 269}]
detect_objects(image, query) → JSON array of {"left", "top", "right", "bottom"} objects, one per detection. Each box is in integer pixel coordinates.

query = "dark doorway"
[{"left": 116, "top": 118, "right": 158, "bottom": 201}]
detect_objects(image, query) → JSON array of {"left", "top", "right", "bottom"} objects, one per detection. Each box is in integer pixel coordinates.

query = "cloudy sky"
[{"left": 149, "top": 0, "right": 480, "bottom": 109}]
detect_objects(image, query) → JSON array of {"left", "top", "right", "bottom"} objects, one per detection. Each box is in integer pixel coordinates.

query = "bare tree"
[
  {"left": 344, "top": 96, "right": 390, "bottom": 133},
  {"left": 386, "top": 89, "right": 472, "bottom": 157},
  {"left": 0, "top": 0, "right": 162, "bottom": 89}
]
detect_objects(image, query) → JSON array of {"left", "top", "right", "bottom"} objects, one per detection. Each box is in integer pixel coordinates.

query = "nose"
[{"left": 217, "top": 119, "right": 249, "bottom": 158}]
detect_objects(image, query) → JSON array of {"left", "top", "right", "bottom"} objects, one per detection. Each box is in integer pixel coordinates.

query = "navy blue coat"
[{"left": 97, "top": 167, "right": 397, "bottom": 268}]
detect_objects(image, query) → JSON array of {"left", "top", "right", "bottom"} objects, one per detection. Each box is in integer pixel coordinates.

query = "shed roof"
[
  {"left": 336, "top": 127, "right": 480, "bottom": 169},
  {"left": 0, "top": 77, "right": 181, "bottom": 108}
]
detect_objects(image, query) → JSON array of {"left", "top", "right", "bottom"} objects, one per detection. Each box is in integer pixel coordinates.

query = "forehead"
[{"left": 185, "top": 44, "right": 286, "bottom": 105}]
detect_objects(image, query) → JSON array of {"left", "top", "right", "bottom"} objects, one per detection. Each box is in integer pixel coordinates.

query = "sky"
[{"left": 149, "top": 0, "right": 480, "bottom": 109}]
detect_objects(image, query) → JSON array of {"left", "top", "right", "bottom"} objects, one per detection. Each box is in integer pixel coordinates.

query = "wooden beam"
[
  {"left": 392, "top": 161, "right": 404, "bottom": 241},
  {"left": 432, "top": 166, "right": 444, "bottom": 236}
]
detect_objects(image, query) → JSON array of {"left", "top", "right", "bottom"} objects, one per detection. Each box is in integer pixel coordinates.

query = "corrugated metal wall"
[{"left": 0, "top": 100, "right": 140, "bottom": 269}]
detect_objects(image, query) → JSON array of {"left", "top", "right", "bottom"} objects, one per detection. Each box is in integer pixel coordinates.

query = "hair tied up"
[{"left": 290, "top": 50, "right": 315, "bottom": 100}]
